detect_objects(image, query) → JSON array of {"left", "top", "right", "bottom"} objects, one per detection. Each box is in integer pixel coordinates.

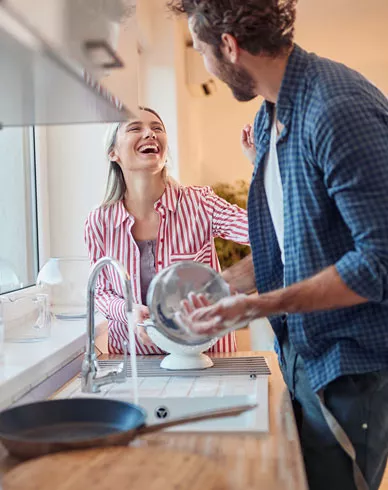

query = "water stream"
[{"left": 127, "top": 311, "right": 139, "bottom": 405}]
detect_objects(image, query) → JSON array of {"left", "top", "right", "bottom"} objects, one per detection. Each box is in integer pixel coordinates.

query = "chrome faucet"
[{"left": 81, "top": 256, "right": 132, "bottom": 393}]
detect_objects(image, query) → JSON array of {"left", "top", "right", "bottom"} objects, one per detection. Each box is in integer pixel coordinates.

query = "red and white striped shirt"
[{"left": 84, "top": 181, "right": 250, "bottom": 355}]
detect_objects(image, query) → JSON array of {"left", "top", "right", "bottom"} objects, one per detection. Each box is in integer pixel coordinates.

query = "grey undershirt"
[{"left": 136, "top": 239, "right": 157, "bottom": 305}]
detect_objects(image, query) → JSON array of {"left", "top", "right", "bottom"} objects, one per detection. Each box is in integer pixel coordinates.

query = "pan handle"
[{"left": 136, "top": 403, "right": 257, "bottom": 436}]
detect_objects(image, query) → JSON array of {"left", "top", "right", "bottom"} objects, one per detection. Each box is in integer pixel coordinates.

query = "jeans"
[{"left": 279, "top": 334, "right": 388, "bottom": 490}]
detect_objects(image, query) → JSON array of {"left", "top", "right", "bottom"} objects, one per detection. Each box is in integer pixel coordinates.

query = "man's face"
[{"left": 189, "top": 17, "right": 257, "bottom": 102}]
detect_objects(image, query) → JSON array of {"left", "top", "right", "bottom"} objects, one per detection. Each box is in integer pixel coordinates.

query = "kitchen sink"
[{"left": 55, "top": 372, "right": 269, "bottom": 433}]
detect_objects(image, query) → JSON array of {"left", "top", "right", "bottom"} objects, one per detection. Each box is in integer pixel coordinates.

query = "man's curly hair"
[{"left": 167, "top": 0, "right": 297, "bottom": 57}]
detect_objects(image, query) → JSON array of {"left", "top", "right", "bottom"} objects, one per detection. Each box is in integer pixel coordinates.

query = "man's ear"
[{"left": 220, "top": 33, "right": 239, "bottom": 64}]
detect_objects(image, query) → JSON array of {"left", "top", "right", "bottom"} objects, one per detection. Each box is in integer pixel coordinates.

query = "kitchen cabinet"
[{"left": 0, "top": 0, "right": 137, "bottom": 127}]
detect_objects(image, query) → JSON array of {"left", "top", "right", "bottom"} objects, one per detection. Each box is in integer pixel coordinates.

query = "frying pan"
[{"left": 0, "top": 398, "right": 256, "bottom": 460}]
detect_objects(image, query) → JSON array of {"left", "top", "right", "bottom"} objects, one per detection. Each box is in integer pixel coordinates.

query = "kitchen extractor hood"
[{"left": 0, "top": 0, "right": 137, "bottom": 127}]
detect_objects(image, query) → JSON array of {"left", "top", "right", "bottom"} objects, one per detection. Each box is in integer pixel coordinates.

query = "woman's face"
[{"left": 110, "top": 110, "right": 168, "bottom": 174}]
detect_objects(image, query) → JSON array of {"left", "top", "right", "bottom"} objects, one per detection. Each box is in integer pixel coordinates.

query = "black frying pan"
[{"left": 0, "top": 398, "right": 256, "bottom": 460}]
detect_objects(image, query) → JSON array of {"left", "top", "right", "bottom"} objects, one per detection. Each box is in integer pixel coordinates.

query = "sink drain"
[{"left": 155, "top": 406, "right": 170, "bottom": 420}]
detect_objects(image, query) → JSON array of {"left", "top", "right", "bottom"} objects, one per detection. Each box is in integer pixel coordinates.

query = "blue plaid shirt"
[{"left": 248, "top": 44, "right": 388, "bottom": 392}]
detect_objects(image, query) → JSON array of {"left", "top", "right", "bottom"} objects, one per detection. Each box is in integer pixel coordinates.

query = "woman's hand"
[
  {"left": 133, "top": 304, "right": 154, "bottom": 346},
  {"left": 241, "top": 124, "right": 256, "bottom": 163}
]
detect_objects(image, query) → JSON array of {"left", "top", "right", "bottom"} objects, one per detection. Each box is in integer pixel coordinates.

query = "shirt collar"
[
  {"left": 155, "top": 180, "right": 182, "bottom": 213},
  {"left": 113, "top": 200, "right": 129, "bottom": 228},
  {"left": 113, "top": 180, "right": 182, "bottom": 228},
  {"left": 276, "top": 44, "right": 310, "bottom": 123}
]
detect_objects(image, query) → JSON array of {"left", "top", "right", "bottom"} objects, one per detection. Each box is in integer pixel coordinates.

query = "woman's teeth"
[{"left": 138, "top": 144, "right": 159, "bottom": 154}]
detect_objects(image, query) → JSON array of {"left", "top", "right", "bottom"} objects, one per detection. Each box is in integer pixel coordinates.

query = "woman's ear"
[{"left": 109, "top": 149, "right": 120, "bottom": 163}]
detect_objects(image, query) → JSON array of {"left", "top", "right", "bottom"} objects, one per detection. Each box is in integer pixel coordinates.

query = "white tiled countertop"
[{"left": 0, "top": 315, "right": 106, "bottom": 410}]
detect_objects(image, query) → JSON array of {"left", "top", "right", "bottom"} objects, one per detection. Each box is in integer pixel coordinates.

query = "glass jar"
[
  {"left": 37, "top": 257, "right": 90, "bottom": 319},
  {"left": 1, "top": 293, "right": 51, "bottom": 342}
]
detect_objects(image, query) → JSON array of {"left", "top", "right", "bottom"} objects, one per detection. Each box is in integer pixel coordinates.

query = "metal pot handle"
[{"left": 136, "top": 404, "right": 257, "bottom": 436}]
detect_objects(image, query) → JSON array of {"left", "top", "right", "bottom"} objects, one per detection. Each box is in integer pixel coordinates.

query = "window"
[{"left": 0, "top": 127, "right": 39, "bottom": 293}]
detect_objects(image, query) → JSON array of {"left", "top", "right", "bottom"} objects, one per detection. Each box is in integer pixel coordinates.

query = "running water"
[{"left": 127, "top": 311, "right": 139, "bottom": 405}]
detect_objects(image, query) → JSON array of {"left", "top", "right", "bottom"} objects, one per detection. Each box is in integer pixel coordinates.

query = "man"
[{"left": 168, "top": 1, "right": 388, "bottom": 489}]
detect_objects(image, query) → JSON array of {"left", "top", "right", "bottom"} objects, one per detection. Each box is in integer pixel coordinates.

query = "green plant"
[{"left": 212, "top": 180, "right": 251, "bottom": 270}]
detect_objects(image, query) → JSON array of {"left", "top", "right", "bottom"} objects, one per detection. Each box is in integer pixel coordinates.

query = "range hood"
[{"left": 0, "top": 0, "right": 137, "bottom": 127}]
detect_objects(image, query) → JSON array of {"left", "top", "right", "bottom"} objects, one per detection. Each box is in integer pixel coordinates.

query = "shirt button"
[
  {"left": 160, "top": 238, "right": 164, "bottom": 243},
  {"left": 158, "top": 261, "right": 162, "bottom": 265}
]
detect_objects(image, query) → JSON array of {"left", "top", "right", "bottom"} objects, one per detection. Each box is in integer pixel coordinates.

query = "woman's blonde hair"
[{"left": 102, "top": 107, "right": 169, "bottom": 207}]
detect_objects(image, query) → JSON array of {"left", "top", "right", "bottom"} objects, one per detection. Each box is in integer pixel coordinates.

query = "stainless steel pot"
[{"left": 146, "top": 261, "right": 230, "bottom": 346}]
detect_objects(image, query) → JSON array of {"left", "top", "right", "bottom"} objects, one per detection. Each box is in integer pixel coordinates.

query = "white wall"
[
  {"left": 137, "top": 0, "right": 180, "bottom": 180},
  {"left": 197, "top": 86, "right": 258, "bottom": 186},
  {"left": 174, "top": 19, "right": 203, "bottom": 185},
  {"left": 45, "top": 124, "right": 109, "bottom": 258},
  {"left": 295, "top": 0, "right": 388, "bottom": 92}
]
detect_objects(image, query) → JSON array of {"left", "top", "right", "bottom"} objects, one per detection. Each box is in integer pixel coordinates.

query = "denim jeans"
[{"left": 279, "top": 333, "right": 388, "bottom": 490}]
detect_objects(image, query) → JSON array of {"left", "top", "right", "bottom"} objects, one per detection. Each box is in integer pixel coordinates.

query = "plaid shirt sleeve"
[{"left": 313, "top": 95, "right": 388, "bottom": 303}]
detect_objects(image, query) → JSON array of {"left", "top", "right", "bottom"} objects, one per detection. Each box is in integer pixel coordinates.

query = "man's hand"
[
  {"left": 175, "top": 265, "right": 369, "bottom": 339},
  {"left": 241, "top": 124, "right": 256, "bottom": 163},
  {"left": 176, "top": 292, "right": 265, "bottom": 337}
]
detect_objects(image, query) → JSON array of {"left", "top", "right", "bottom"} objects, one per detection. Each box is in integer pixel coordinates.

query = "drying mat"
[
  {"left": 3, "top": 446, "right": 228, "bottom": 490},
  {"left": 98, "top": 356, "right": 271, "bottom": 377}
]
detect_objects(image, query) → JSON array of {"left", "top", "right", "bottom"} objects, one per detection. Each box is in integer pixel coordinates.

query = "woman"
[{"left": 84, "top": 107, "right": 250, "bottom": 354}]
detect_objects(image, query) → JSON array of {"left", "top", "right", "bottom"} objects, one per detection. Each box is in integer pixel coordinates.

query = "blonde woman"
[{"left": 84, "top": 107, "right": 250, "bottom": 355}]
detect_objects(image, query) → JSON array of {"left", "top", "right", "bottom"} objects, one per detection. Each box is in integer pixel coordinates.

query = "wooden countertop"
[{"left": 0, "top": 351, "right": 308, "bottom": 489}]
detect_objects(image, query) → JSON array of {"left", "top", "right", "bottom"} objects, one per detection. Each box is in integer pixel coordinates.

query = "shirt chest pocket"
[{"left": 170, "top": 242, "right": 212, "bottom": 265}]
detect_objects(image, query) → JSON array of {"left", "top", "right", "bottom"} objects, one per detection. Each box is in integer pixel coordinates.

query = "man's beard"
[{"left": 216, "top": 59, "right": 257, "bottom": 102}]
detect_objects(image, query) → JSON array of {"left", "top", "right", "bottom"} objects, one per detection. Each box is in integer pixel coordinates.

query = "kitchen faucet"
[{"left": 81, "top": 256, "right": 132, "bottom": 393}]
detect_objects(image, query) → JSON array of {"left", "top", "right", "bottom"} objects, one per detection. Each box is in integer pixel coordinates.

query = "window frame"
[{"left": 0, "top": 125, "right": 49, "bottom": 298}]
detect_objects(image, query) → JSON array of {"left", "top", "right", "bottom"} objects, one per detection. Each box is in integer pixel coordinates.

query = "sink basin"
[{"left": 55, "top": 374, "right": 269, "bottom": 433}]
